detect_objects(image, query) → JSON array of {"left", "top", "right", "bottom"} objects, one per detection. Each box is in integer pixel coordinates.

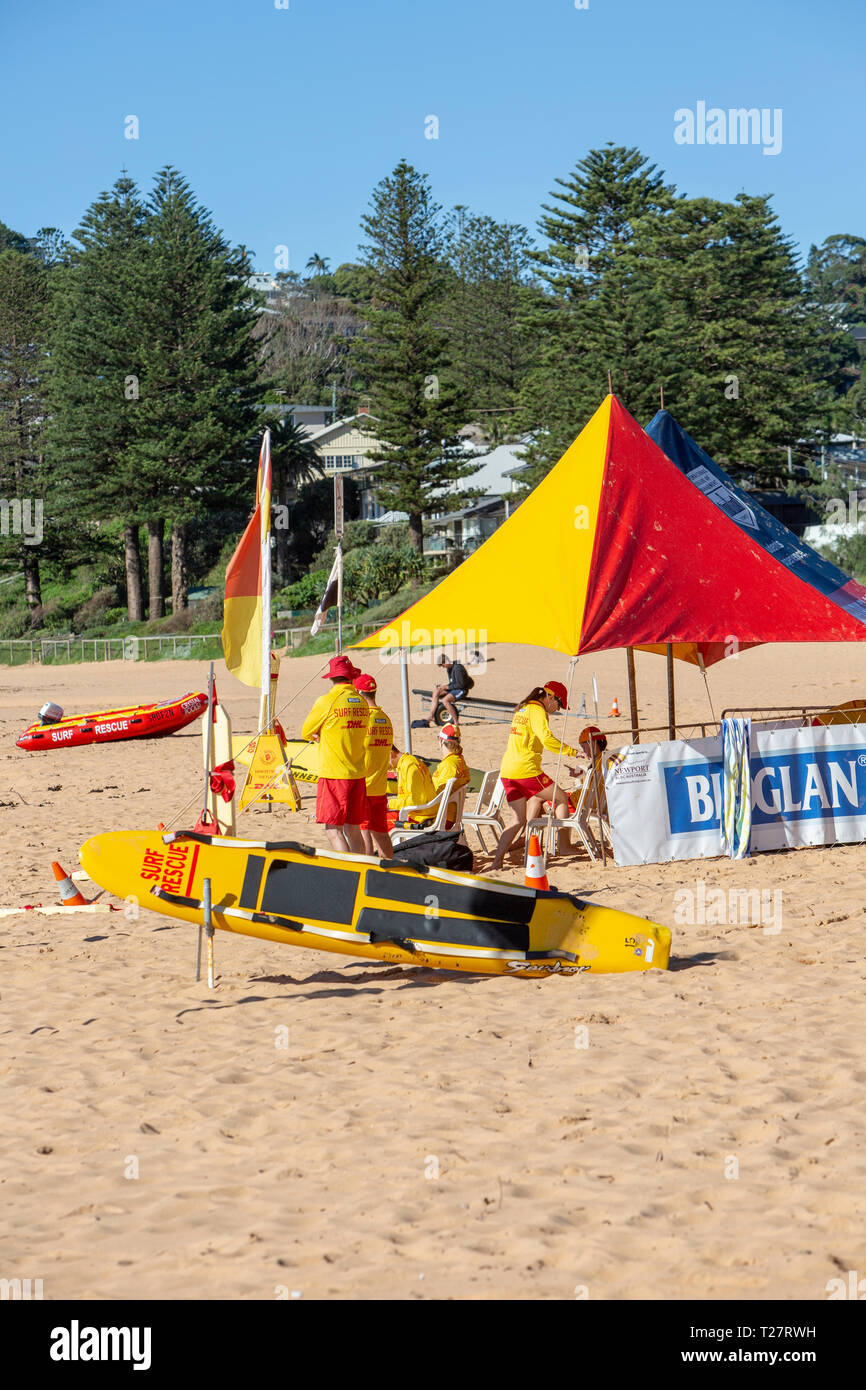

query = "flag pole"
[
  {"left": 401, "top": 650, "right": 412, "bottom": 755},
  {"left": 261, "top": 429, "right": 273, "bottom": 732},
  {"left": 334, "top": 474, "right": 344, "bottom": 655},
  {"left": 337, "top": 548, "right": 343, "bottom": 654}
]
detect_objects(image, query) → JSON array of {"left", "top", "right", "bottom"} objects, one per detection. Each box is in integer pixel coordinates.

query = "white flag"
[{"left": 311, "top": 548, "right": 342, "bottom": 635}]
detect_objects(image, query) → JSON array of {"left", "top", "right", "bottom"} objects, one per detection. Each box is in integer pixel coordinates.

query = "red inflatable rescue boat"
[{"left": 16, "top": 692, "right": 209, "bottom": 751}]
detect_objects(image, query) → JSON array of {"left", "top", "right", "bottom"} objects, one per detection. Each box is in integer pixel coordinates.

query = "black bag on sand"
[{"left": 390, "top": 830, "right": 474, "bottom": 873}]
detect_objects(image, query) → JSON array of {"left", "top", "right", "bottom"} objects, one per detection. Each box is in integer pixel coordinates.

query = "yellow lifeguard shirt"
[
  {"left": 499, "top": 701, "right": 578, "bottom": 780},
  {"left": 388, "top": 753, "right": 435, "bottom": 823},
  {"left": 363, "top": 703, "right": 394, "bottom": 796},
  {"left": 301, "top": 682, "right": 369, "bottom": 779},
  {"left": 433, "top": 751, "right": 470, "bottom": 818}
]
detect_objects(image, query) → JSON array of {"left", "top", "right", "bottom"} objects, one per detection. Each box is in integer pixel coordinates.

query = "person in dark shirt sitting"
[{"left": 425, "top": 653, "right": 470, "bottom": 727}]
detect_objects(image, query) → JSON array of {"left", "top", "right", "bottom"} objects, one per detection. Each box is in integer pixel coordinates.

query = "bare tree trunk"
[
  {"left": 23, "top": 550, "right": 41, "bottom": 610},
  {"left": 147, "top": 518, "right": 165, "bottom": 620},
  {"left": 408, "top": 511, "right": 424, "bottom": 555},
  {"left": 124, "top": 523, "right": 144, "bottom": 621},
  {"left": 171, "top": 521, "right": 188, "bottom": 612}
]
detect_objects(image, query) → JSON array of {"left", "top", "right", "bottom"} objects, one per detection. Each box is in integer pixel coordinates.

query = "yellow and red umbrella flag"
[
  {"left": 221, "top": 431, "right": 272, "bottom": 690},
  {"left": 353, "top": 396, "right": 866, "bottom": 665}
]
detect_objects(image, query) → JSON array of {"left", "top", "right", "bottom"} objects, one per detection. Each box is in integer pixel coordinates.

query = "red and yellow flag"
[{"left": 221, "top": 432, "right": 272, "bottom": 690}]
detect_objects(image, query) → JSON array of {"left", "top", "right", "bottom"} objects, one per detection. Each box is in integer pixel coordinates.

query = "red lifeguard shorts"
[
  {"left": 502, "top": 772, "right": 553, "bottom": 804},
  {"left": 316, "top": 776, "right": 367, "bottom": 826},
  {"left": 361, "top": 794, "right": 389, "bottom": 833}
]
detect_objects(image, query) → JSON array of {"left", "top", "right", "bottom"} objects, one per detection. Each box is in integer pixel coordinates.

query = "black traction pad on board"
[
  {"left": 356, "top": 906, "right": 529, "bottom": 952},
  {"left": 365, "top": 868, "right": 534, "bottom": 924},
  {"left": 260, "top": 860, "right": 360, "bottom": 926}
]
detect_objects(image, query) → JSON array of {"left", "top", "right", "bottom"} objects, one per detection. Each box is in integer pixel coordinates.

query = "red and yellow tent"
[{"left": 354, "top": 395, "right": 866, "bottom": 666}]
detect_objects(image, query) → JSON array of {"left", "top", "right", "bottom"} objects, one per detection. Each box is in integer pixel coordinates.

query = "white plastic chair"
[
  {"left": 461, "top": 774, "right": 506, "bottom": 854},
  {"left": 525, "top": 759, "right": 608, "bottom": 863},
  {"left": 391, "top": 777, "right": 458, "bottom": 847}
]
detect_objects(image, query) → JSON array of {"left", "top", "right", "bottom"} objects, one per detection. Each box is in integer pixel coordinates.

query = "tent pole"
[
  {"left": 626, "top": 647, "right": 639, "bottom": 744},
  {"left": 401, "top": 650, "right": 412, "bottom": 755},
  {"left": 666, "top": 643, "right": 676, "bottom": 740}
]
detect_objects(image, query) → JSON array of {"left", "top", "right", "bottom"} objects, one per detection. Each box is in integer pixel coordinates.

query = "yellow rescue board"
[{"left": 79, "top": 830, "right": 671, "bottom": 978}]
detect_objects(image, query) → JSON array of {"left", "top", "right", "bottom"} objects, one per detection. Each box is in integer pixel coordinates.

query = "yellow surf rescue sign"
[{"left": 238, "top": 732, "right": 301, "bottom": 811}]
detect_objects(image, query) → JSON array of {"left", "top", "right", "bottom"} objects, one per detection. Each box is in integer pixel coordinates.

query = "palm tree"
[
  {"left": 269, "top": 415, "right": 324, "bottom": 584},
  {"left": 305, "top": 253, "right": 330, "bottom": 277}
]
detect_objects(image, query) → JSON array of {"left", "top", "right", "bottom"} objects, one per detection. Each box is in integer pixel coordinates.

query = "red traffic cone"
[
  {"left": 609, "top": 697, "right": 621, "bottom": 716},
  {"left": 52, "top": 861, "right": 89, "bottom": 907},
  {"left": 524, "top": 833, "right": 550, "bottom": 891}
]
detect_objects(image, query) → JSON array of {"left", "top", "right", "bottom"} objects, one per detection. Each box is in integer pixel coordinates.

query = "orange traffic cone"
[
  {"left": 524, "top": 833, "right": 550, "bottom": 891},
  {"left": 52, "top": 861, "right": 89, "bottom": 907},
  {"left": 609, "top": 697, "right": 621, "bottom": 716}
]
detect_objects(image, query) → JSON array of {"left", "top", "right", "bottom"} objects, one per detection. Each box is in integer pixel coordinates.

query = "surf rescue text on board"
[{"left": 140, "top": 842, "right": 194, "bottom": 894}]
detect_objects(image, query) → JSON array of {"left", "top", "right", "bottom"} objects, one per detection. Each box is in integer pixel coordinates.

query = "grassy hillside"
[{"left": 0, "top": 567, "right": 438, "bottom": 664}]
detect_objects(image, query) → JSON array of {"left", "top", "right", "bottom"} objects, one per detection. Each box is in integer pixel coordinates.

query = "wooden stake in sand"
[{"left": 626, "top": 646, "right": 640, "bottom": 744}]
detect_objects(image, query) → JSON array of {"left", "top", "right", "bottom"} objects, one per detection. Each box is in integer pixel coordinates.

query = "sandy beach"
[{"left": 2, "top": 642, "right": 865, "bottom": 1301}]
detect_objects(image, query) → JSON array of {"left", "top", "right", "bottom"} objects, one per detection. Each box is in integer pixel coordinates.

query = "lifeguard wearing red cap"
[
  {"left": 353, "top": 673, "right": 377, "bottom": 693},
  {"left": 543, "top": 680, "right": 569, "bottom": 709},
  {"left": 323, "top": 655, "right": 361, "bottom": 680}
]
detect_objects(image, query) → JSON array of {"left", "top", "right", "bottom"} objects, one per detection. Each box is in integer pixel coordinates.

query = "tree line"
[{"left": 1, "top": 146, "right": 864, "bottom": 628}]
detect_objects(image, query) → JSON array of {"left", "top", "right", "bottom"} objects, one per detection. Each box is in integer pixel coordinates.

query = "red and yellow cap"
[{"left": 543, "top": 680, "right": 569, "bottom": 709}]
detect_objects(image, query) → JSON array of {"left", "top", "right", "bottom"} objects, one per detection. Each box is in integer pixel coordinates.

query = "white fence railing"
[{"left": 0, "top": 622, "right": 384, "bottom": 666}]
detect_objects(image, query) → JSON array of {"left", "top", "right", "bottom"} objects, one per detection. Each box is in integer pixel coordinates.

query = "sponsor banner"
[{"left": 606, "top": 724, "right": 866, "bottom": 865}]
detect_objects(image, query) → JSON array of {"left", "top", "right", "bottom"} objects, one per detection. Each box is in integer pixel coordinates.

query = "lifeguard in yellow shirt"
[
  {"left": 388, "top": 748, "right": 436, "bottom": 827},
  {"left": 432, "top": 723, "right": 471, "bottom": 827},
  {"left": 301, "top": 655, "right": 369, "bottom": 853},
  {"left": 353, "top": 672, "right": 394, "bottom": 858},
  {"left": 490, "top": 680, "right": 580, "bottom": 871}
]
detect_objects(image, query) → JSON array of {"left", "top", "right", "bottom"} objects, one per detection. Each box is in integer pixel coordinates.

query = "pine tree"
[
  {"left": 641, "top": 194, "right": 832, "bottom": 482},
  {"left": 355, "top": 160, "right": 477, "bottom": 553},
  {"left": 0, "top": 248, "right": 49, "bottom": 609},
  {"left": 47, "top": 175, "right": 149, "bottom": 619},
  {"left": 132, "top": 167, "right": 262, "bottom": 613},
  {"left": 517, "top": 145, "right": 676, "bottom": 483},
  {"left": 805, "top": 234, "right": 866, "bottom": 433},
  {"left": 443, "top": 210, "right": 535, "bottom": 434}
]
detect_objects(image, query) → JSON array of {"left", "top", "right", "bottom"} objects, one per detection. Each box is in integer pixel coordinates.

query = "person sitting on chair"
[
  {"left": 432, "top": 723, "right": 471, "bottom": 827},
  {"left": 387, "top": 745, "right": 437, "bottom": 829},
  {"left": 425, "top": 653, "right": 470, "bottom": 727}
]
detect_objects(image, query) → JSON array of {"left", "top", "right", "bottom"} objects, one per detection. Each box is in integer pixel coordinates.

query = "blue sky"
[{"left": 1, "top": 0, "right": 863, "bottom": 271}]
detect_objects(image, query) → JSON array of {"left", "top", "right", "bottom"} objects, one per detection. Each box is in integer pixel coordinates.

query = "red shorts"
[
  {"left": 361, "top": 794, "right": 389, "bottom": 833},
  {"left": 316, "top": 776, "right": 367, "bottom": 826},
  {"left": 502, "top": 772, "right": 553, "bottom": 805}
]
